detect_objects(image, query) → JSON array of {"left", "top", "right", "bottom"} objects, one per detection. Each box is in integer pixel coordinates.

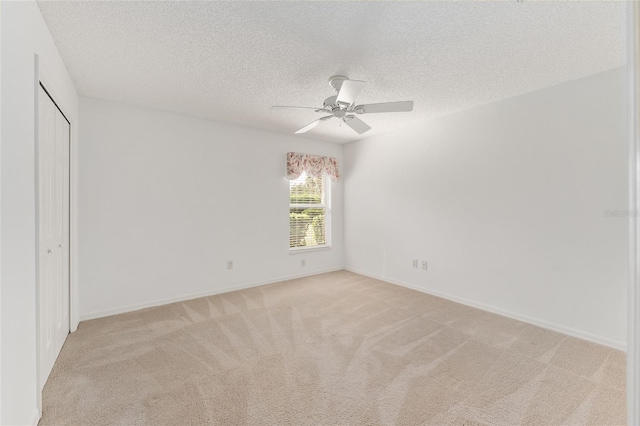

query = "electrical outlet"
[
  {"left": 422, "top": 261, "right": 428, "bottom": 270},
  {"left": 301, "top": 259, "right": 306, "bottom": 267},
  {"left": 227, "top": 260, "right": 233, "bottom": 270},
  {"left": 412, "top": 259, "right": 418, "bottom": 268}
]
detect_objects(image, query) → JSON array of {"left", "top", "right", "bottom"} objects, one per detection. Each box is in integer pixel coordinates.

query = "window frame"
[{"left": 289, "top": 172, "right": 332, "bottom": 252}]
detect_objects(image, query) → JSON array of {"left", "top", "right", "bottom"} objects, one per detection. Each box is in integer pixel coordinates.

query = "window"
[{"left": 289, "top": 171, "right": 331, "bottom": 250}]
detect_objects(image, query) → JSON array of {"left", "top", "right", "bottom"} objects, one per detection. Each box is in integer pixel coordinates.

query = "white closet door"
[
  {"left": 54, "top": 106, "right": 70, "bottom": 356},
  {"left": 38, "top": 85, "right": 70, "bottom": 390}
]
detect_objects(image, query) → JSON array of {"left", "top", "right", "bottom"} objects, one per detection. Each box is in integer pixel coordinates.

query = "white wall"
[
  {"left": 78, "top": 97, "right": 344, "bottom": 319},
  {"left": 1, "top": 1, "right": 79, "bottom": 424},
  {"left": 344, "top": 67, "right": 628, "bottom": 349}
]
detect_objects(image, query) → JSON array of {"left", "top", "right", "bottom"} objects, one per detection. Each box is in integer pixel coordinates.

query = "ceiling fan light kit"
[{"left": 271, "top": 75, "right": 414, "bottom": 135}]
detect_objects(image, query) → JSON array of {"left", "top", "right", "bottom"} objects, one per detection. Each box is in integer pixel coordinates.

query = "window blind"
[{"left": 289, "top": 171, "right": 331, "bottom": 250}]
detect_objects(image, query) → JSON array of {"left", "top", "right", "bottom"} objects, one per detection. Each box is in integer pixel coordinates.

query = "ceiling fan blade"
[
  {"left": 336, "top": 79, "right": 365, "bottom": 106},
  {"left": 343, "top": 116, "right": 371, "bottom": 134},
  {"left": 295, "top": 116, "right": 332, "bottom": 134},
  {"left": 359, "top": 101, "right": 414, "bottom": 114},
  {"left": 271, "top": 105, "right": 326, "bottom": 111}
]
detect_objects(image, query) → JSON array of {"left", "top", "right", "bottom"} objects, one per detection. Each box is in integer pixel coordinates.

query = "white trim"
[
  {"left": 345, "top": 267, "right": 626, "bottom": 351},
  {"left": 34, "top": 54, "right": 43, "bottom": 418},
  {"left": 628, "top": 2, "right": 640, "bottom": 425},
  {"left": 289, "top": 245, "right": 332, "bottom": 254},
  {"left": 0, "top": 1, "right": 2, "bottom": 418},
  {"left": 80, "top": 267, "right": 343, "bottom": 322},
  {"left": 27, "top": 408, "right": 40, "bottom": 426}
]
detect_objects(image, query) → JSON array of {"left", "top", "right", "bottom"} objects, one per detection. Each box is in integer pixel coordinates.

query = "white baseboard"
[
  {"left": 79, "top": 267, "right": 344, "bottom": 322},
  {"left": 345, "top": 267, "right": 627, "bottom": 352},
  {"left": 28, "top": 408, "right": 40, "bottom": 426}
]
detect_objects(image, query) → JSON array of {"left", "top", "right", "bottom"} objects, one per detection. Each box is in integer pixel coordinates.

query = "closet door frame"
[{"left": 34, "top": 55, "right": 80, "bottom": 414}]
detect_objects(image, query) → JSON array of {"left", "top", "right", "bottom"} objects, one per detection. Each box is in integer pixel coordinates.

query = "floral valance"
[{"left": 286, "top": 152, "right": 340, "bottom": 181}]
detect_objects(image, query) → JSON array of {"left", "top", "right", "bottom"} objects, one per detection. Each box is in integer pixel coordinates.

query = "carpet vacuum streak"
[{"left": 40, "top": 270, "right": 626, "bottom": 425}]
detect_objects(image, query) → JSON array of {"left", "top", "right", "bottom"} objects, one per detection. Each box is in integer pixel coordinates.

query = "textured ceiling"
[{"left": 37, "top": 1, "right": 626, "bottom": 144}]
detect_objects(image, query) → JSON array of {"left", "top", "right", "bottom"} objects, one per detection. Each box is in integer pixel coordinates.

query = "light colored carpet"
[{"left": 41, "top": 270, "right": 626, "bottom": 425}]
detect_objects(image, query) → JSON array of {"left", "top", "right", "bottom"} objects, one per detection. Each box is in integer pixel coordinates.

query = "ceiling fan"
[{"left": 271, "top": 75, "right": 414, "bottom": 135}]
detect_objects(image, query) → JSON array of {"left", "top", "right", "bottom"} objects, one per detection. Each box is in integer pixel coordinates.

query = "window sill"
[{"left": 289, "top": 245, "right": 332, "bottom": 254}]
